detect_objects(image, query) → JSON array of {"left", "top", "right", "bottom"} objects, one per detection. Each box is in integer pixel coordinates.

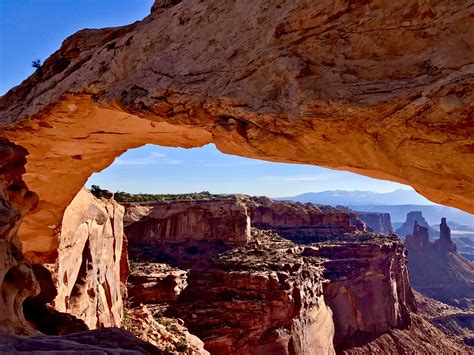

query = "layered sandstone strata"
[
  {"left": 124, "top": 199, "right": 251, "bottom": 246},
  {"left": 305, "top": 240, "right": 415, "bottom": 344},
  {"left": 405, "top": 219, "right": 474, "bottom": 308},
  {"left": 127, "top": 225, "right": 418, "bottom": 354},
  {"left": 244, "top": 196, "right": 360, "bottom": 237},
  {"left": 131, "top": 232, "right": 336, "bottom": 354},
  {"left": 123, "top": 305, "right": 209, "bottom": 354},
  {"left": 0, "top": 0, "right": 473, "bottom": 263},
  {"left": 128, "top": 263, "right": 188, "bottom": 305},
  {"left": 51, "top": 188, "right": 126, "bottom": 329},
  {"left": 396, "top": 211, "right": 438, "bottom": 240},
  {"left": 355, "top": 212, "right": 392, "bottom": 234}
]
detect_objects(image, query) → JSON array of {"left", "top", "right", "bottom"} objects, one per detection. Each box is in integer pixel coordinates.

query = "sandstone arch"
[{"left": 0, "top": 0, "right": 473, "bottom": 262}]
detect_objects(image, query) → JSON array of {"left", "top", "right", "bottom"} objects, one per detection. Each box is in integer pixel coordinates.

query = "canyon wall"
[
  {"left": 405, "top": 219, "right": 474, "bottom": 309},
  {"left": 51, "top": 188, "right": 125, "bottom": 329},
  {"left": 124, "top": 199, "right": 251, "bottom": 246},
  {"left": 307, "top": 241, "right": 415, "bottom": 344},
  {"left": 124, "top": 198, "right": 427, "bottom": 353},
  {"left": 355, "top": 212, "right": 392, "bottom": 234},
  {"left": 0, "top": 0, "right": 473, "bottom": 263}
]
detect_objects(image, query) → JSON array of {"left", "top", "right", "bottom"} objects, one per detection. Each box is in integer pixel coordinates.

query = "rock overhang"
[{"left": 0, "top": 0, "right": 472, "bottom": 261}]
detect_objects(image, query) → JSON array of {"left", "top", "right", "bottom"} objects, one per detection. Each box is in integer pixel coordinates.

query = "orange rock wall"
[
  {"left": 52, "top": 188, "right": 125, "bottom": 329},
  {"left": 0, "top": 0, "right": 472, "bottom": 263}
]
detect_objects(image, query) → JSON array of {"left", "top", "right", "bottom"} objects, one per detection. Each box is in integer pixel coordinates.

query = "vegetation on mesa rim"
[{"left": 90, "top": 185, "right": 234, "bottom": 203}]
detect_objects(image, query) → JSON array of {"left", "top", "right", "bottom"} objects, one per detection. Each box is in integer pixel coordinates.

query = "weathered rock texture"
[
  {"left": 0, "top": 138, "right": 39, "bottom": 334},
  {"left": 245, "top": 196, "right": 361, "bottom": 237},
  {"left": 51, "top": 187, "right": 126, "bottom": 329},
  {"left": 355, "top": 212, "right": 392, "bottom": 234},
  {"left": 396, "top": 211, "right": 438, "bottom": 240},
  {"left": 131, "top": 232, "right": 336, "bottom": 355},
  {"left": 0, "top": 327, "right": 160, "bottom": 353},
  {"left": 124, "top": 199, "right": 251, "bottom": 246},
  {"left": 128, "top": 263, "right": 188, "bottom": 305},
  {"left": 434, "top": 217, "right": 457, "bottom": 252},
  {"left": 123, "top": 305, "right": 209, "bottom": 354},
  {"left": 414, "top": 291, "right": 474, "bottom": 347},
  {"left": 306, "top": 241, "right": 415, "bottom": 345},
  {"left": 405, "top": 219, "right": 474, "bottom": 309},
  {"left": 339, "top": 314, "right": 469, "bottom": 354},
  {"left": 124, "top": 197, "right": 434, "bottom": 354},
  {"left": 0, "top": 0, "right": 473, "bottom": 262}
]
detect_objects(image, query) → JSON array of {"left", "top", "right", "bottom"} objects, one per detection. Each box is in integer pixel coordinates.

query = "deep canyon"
[{"left": 0, "top": 0, "right": 473, "bottom": 353}]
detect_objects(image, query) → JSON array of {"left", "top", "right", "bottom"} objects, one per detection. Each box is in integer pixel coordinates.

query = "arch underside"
[{"left": 0, "top": 0, "right": 473, "bottom": 261}]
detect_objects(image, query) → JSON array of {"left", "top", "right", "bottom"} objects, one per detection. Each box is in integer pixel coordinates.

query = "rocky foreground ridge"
[{"left": 124, "top": 195, "right": 469, "bottom": 353}]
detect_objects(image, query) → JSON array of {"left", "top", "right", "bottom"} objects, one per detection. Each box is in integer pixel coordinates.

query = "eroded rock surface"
[
  {"left": 355, "top": 212, "right": 392, "bottom": 234},
  {"left": 246, "top": 196, "right": 361, "bottom": 237},
  {"left": 0, "top": 138, "right": 39, "bottom": 334},
  {"left": 0, "top": 0, "right": 473, "bottom": 262},
  {"left": 124, "top": 199, "right": 251, "bottom": 246},
  {"left": 396, "top": 211, "right": 438, "bottom": 240},
  {"left": 404, "top": 218, "right": 474, "bottom": 309},
  {"left": 308, "top": 240, "right": 415, "bottom": 344},
  {"left": 123, "top": 304, "right": 209, "bottom": 354},
  {"left": 51, "top": 187, "right": 126, "bottom": 329},
  {"left": 124, "top": 197, "right": 446, "bottom": 354}
]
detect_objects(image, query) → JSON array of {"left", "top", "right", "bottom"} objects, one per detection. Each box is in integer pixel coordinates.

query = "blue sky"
[
  {"left": 87, "top": 144, "right": 418, "bottom": 197},
  {"left": 1, "top": 1, "right": 423, "bottom": 198}
]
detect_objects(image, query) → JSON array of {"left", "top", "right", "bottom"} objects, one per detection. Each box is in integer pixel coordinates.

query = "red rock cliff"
[
  {"left": 1, "top": 0, "right": 473, "bottom": 265},
  {"left": 124, "top": 199, "right": 251, "bottom": 246},
  {"left": 51, "top": 188, "right": 126, "bottom": 329}
]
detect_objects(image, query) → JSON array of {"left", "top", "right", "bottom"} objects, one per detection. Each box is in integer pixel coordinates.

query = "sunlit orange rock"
[{"left": 0, "top": 0, "right": 472, "bottom": 262}]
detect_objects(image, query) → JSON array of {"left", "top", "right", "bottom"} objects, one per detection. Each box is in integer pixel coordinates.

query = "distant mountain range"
[
  {"left": 277, "top": 189, "right": 433, "bottom": 205},
  {"left": 277, "top": 190, "right": 474, "bottom": 225}
]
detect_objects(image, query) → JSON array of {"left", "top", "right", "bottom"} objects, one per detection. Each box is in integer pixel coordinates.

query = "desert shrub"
[{"left": 175, "top": 340, "right": 188, "bottom": 352}]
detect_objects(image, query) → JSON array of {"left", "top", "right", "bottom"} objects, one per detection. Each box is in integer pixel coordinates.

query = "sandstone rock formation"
[
  {"left": 414, "top": 291, "right": 474, "bottom": 347},
  {"left": 405, "top": 218, "right": 474, "bottom": 309},
  {"left": 307, "top": 241, "right": 415, "bottom": 345},
  {"left": 124, "top": 197, "right": 445, "bottom": 354},
  {"left": 0, "top": 0, "right": 473, "bottom": 262},
  {"left": 51, "top": 188, "right": 126, "bottom": 329},
  {"left": 405, "top": 220, "right": 430, "bottom": 249},
  {"left": 434, "top": 217, "right": 457, "bottom": 252},
  {"left": 396, "top": 211, "right": 438, "bottom": 240},
  {"left": 0, "top": 138, "right": 39, "bottom": 334},
  {"left": 246, "top": 196, "right": 361, "bottom": 238},
  {"left": 0, "top": 327, "right": 159, "bottom": 353},
  {"left": 128, "top": 263, "right": 188, "bottom": 305},
  {"left": 355, "top": 212, "right": 392, "bottom": 234},
  {"left": 339, "top": 314, "right": 469, "bottom": 354},
  {"left": 124, "top": 199, "right": 251, "bottom": 246},
  {"left": 123, "top": 305, "right": 209, "bottom": 354}
]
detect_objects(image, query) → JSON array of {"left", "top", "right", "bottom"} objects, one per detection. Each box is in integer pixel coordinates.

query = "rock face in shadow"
[
  {"left": 0, "top": 138, "right": 39, "bottom": 334},
  {"left": 396, "top": 211, "right": 438, "bottom": 240},
  {"left": 404, "top": 218, "right": 474, "bottom": 309},
  {"left": 355, "top": 212, "right": 392, "bottom": 234},
  {"left": 1, "top": 0, "right": 473, "bottom": 263},
  {"left": 0, "top": 327, "right": 159, "bottom": 353},
  {"left": 306, "top": 241, "right": 415, "bottom": 345},
  {"left": 51, "top": 188, "right": 126, "bottom": 329}
]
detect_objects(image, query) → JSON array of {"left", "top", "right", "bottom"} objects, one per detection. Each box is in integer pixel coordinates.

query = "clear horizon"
[{"left": 86, "top": 144, "right": 430, "bottom": 201}]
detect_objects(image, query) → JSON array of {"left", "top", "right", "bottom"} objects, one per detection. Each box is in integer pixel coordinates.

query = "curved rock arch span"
[{"left": 1, "top": 0, "right": 473, "bottom": 261}]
